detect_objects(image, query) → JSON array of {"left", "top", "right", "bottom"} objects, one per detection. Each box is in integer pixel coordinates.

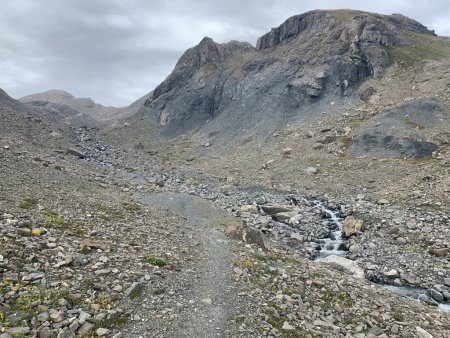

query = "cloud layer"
[{"left": 1, "top": 0, "right": 449, "bottom": 106}]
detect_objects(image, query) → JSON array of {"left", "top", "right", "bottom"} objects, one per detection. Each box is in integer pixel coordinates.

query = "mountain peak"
[{"left": 256, "top": 9, "right": 435, "bottom": 50}]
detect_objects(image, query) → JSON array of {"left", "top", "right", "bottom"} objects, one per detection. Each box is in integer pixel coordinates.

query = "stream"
[
  {"left": 384, "top": 285, "right": 450, "bottom": 313},
  {"left": 313, "top": 200, "right": 347, "bottom": 259}
]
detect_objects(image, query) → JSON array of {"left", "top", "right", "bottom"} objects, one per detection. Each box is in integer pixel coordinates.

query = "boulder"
[
  {"left": 260, "top": 204, "right": 297, "bottom": 215},
  {"left": 342, "top": 216, "right": 364, "bottom": 237},
  {"left": 319, "top": 256, "right": 365, "bottom": 278},
  {"left": 429, "top": 248, "right": 448, "bottom": 257},
  {"left": 240, "top": 204, "right": 259, "bottom": 214},
  {"left": 416, "top": 327, "right": 434, "bottom": 338}
]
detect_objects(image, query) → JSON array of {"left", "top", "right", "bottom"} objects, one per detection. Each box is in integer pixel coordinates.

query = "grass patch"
[
  {"left": 385, "top": 32, "right": 450, "bottom": 68},
  {"left": 45, "top": 211, "right": 65, "bottom": 228},
  {"left": 94, "top": 203, "right": 124, "bottom": 221},
  {"left": 146, "top": 256, "right": 167, "bottom": 267},
  {"left": 19, "top": 197, "right": 38, "bottom": 210},
  {"left": 393, "top": 308, "right": 405, "bottom": 321},
  {"left": 234, "top": 257, "right": 259, "bottom": 270},
  {"left": 122, "top": 202, "right": 142, "bottom": 212}
]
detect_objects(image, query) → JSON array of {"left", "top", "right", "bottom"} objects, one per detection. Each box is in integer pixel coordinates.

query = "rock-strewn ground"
[{"left": 1, "top": 116, "right": 450, "bottom": 338}]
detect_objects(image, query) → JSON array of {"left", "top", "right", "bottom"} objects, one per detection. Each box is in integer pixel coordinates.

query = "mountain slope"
[
  {"left": 20, "top": 89, "right": 148, "bottom": 123},
  {"left": 135, "top": 9, "right": 436, "bottom": 141}
]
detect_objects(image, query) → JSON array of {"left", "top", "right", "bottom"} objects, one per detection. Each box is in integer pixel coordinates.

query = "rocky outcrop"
[
  {"left": 256, "top": 11, "right": 335, "bottom": 50},
  {"left": 134, "top": 10, "right": 440, "bottom": 141},
  {"left": 151, "top": 37, "right": 254, "bottom": 101},
  {"left": 351, "top": 98, "right": 448, "bottom": 159}
]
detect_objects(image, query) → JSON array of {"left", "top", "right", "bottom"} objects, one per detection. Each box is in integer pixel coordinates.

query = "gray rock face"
[
  {"left": 351, "top": 98, "right": 448, "bottom": 159},
  {"left": 139, "top": 10, "right": 437, "bottom": 140}
]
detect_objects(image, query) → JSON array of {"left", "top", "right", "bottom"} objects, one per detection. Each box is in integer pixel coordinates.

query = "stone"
[
  {"left": 57, "top": 328, "right": 74, "bottom": 338},
  {"left": 22, "top": 272, "right": 45, "bottom": 281},
  {"left": 96, "top": 328, "right": 110, "bottom": 337},
  {"left": 290, "top": 232, "right": 304, "bottom": 242},
  {"left": 0, "top": 333, "right": 13, "bottom": 338},
  {"left": 306, "top": 166, "right": 319, "bottom": 175},
  {"left": 377, "top": 199, "right": 389, "bottom": 205},
  {"left": 444, "top": 277, "right": 450, "bottom": 287},
  {"left": 260, "top": 204, "right": 296, "bottom": 215},
  {"left": 38, "top": 328, "right": 52, "bottom": 338},
  {"left": 426, "top": 289, "right": 444, "bottom": 302},
  {"left": 242, "top": 227, "right": 267, "bottom": 251},
  {"left": 383, "top": 269, "right": 399, "bottom": 278},
  {"left": 78, "top": 322, "right": 95, "bottom": 336},
  {"left": 50, "top": 311, "right": 65, "bottom": 323},
  {"left": 342, "top": 216, "right": 364, "bottom": 237},
  {"left": 369, "top": 325, "right": 384, "bottom": 336},
  {"left": 78, "top": 311, "right": 91, "bottom": 324},
  {"left": 67, "top": 148, "right": 85, "bottom": 158},
  {"left": 401, "top": 272, "right": 421, "bottom": 285},
  {"left": 428, "top": 248, "right": 448, "bottom": 257},
  {"left": 282, "top": 321, "right": 295, "bottom": 331},
  {"left": 416, "top": 327, "right": 434, "bottom": 338},
  {"left": 274, "top": 211, "right": 299, "bottom": 222},
  {"left": 201, "top": 298, "right": 213, "bottom": 304},
  {"left": 5, "top": 327, "right": 30, "bottom": 335},
  {"left": 240, "top": 204, "right": 259, "bottom": 214},
  {"left": 319, "top": 256, "right": 365, "bottom": 278},
  {"left": 125, "top": 282, "right": 144, "bottom": 299},
  {"left": 282, "top": 147, "right": 292, "bottom": 155}
]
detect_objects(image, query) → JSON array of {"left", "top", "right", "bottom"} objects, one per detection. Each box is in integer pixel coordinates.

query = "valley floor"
[{"left": 1, "top": 126, "right": 449, "bottom": 338}]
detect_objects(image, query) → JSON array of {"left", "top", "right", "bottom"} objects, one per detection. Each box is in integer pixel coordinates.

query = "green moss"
[
  {"left": 19, "top": 197, "right": 38, "bottom": 210},
  {"left": 146, "top": 256, "right": 167, "bottom": 267}
]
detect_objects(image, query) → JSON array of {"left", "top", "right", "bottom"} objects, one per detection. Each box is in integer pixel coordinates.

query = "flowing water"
[
  {"left": 384, "top": 285, "right": 450, "bottom": 313},
  {"left": 312, "top": 200, "right": 347, "bottom": 259}
]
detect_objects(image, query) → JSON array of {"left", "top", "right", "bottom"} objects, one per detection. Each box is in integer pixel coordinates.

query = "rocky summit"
[{"left": 1, "top": 9, "right": 450, "bottom": 338}]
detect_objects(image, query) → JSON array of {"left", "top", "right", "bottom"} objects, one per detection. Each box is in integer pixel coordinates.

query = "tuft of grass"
[
  {"left": 45, "top": 211, "right": 65, "bottom": 228},
  {"left": 146, "top": 256, "right": 167, "bottom": 267},
  {"left": 122, "top": 202, "right": 142, "bottom": 212},
  {"left": 19, "top": 197, "right": 38, "bottom": 210},
  {"left": 393, "top": 309, "right": 405, "bottom": 321}
]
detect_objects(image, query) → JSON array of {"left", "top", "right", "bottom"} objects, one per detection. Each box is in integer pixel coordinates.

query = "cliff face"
[{"left": 136, "top": 10, "right": 438, "bottom": 139}]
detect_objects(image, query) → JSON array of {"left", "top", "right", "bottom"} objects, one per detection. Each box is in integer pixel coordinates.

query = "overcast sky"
[{"left": 1, "top": 0, "right": 449, "bottom": 107}]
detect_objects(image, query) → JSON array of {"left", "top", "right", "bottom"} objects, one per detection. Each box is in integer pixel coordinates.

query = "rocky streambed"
[{"left": 220, "top": 190, "right": 450, "bottom": 313}]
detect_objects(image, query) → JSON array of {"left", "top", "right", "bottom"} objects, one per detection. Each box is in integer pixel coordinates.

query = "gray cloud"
[{"left": 1, "top": 0, "right": 449, "bottom": 106}]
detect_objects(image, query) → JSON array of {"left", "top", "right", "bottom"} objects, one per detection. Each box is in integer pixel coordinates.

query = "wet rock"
[{"left": 426, "top": 288, "right": 444, "bottom": 302}]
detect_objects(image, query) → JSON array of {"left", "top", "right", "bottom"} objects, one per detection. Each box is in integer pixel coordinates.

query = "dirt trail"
[{"left": 122, "top": 192, "right": 246, "bottom": 337}]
